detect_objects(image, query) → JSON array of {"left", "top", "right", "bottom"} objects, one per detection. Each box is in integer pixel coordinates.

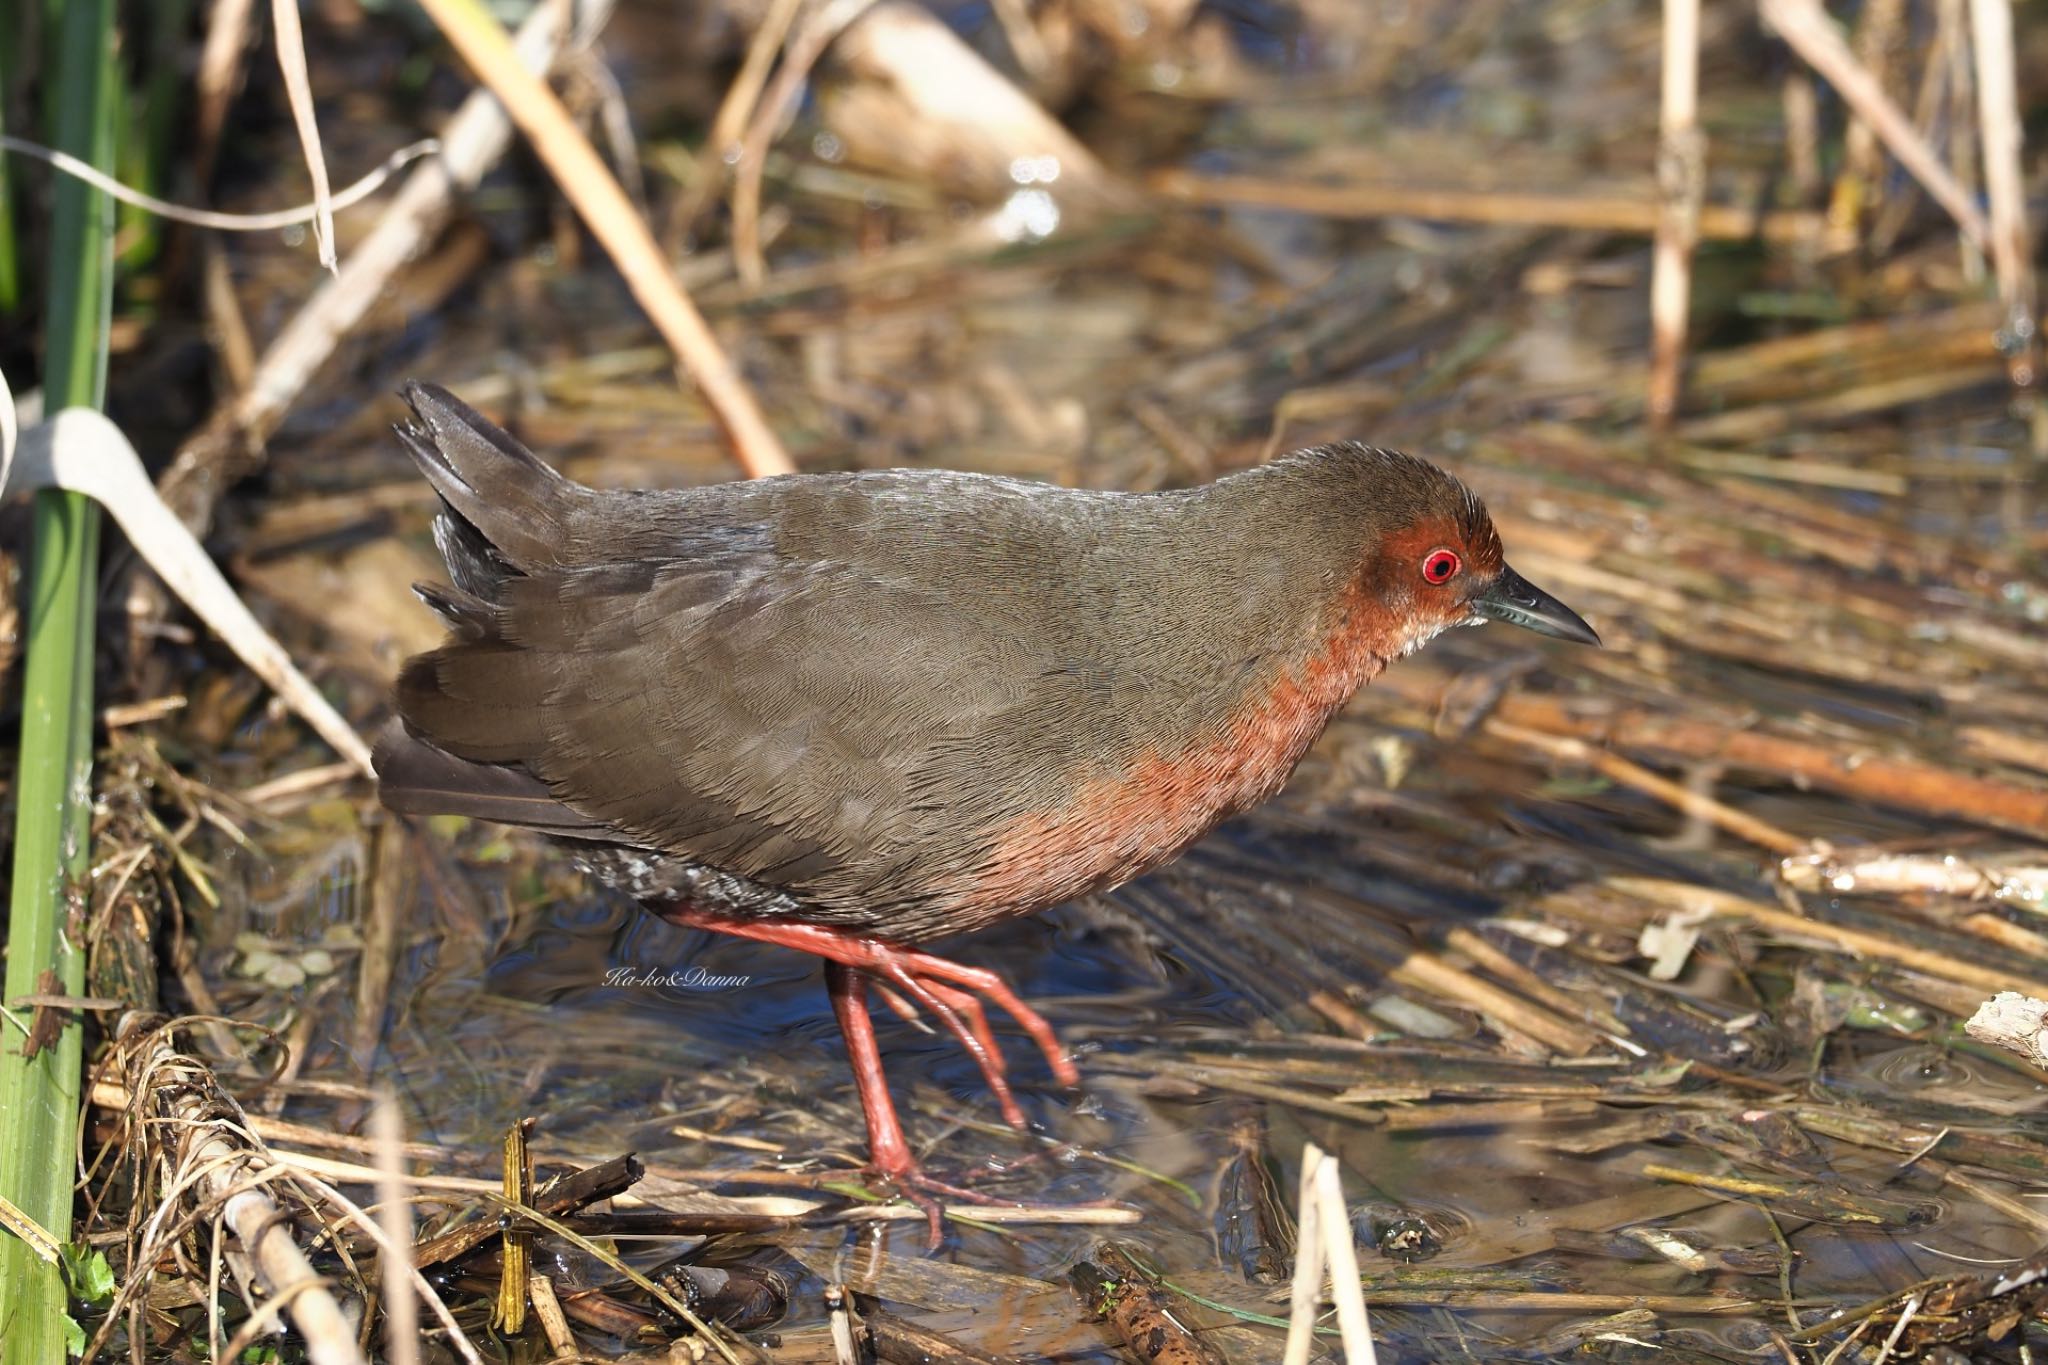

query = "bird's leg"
[
  {"left": 824, "top": 961, "right": 917, "bottom": 1181},
  {"left": 863, "top": 974, "right": 1055, "bottom": 1134},
  {"left": 823, "top": 962, "right": 1027, "bottom": 1248}
]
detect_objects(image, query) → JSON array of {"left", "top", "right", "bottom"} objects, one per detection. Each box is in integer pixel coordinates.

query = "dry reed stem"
[
  {"left": 415, "top": 0, "right": 794, "bottom": 477},
  {"left": 353, "top": 821, "right": 406, "bottom": 1076},
  {"left": 526, "top": 1274, "right": 579, "bottom": 1357},
  {"left": 1402, "top": 679, "right": 2048, "bottom": 842},
  {"left": 813, "top": 0, "right": 1122, "bottom": 214},
  {"left": 1647, "top": 0, "right": 1701, "bottom": 429},
  {"left": 370, "top": 1092, "right": 419, "bottom": 1365},
  {"left": 1966, "top": 0, "right": 2037, "bottom": 387},
  {"left": 269, "top": 0, "right": 335, "bottom": 268},
  {"left": 1386, "top": 945, "right": 1606, "bottom": 1057},
  {"left": 1782, "top": 70, "right": 1822, "bottom": 204},
  {"left": 1150, "top": 169, "right": 1838, "bottom": 245},
  {"left": 1440, "top": 925, "right": 1628, "bottom": 1036},
  {"left": 1761, "top": 0, "right": 1990, "bottom": 251},
  {"left": 1313, "top": 1156, "right": 1376, "bottom": 1363},
  {"left": 1832, "top": 0, "right": 1905, "bottom": 229},
  {"left": 1280, "top": 1143, "right": 1327, "bottom": 1365},
  {"left": 1485, "top": 718, "right": 1809, "bottom": 856},
  {"left": 1940, "top": 0, "right": 1983, "bottom": 281},
  {"left": 104, "top": 1018, "right": 371, "bottom": 1365},
  {"left": 1779, "top": 847, "right": 2048, "bottom": 903},
  {"left": 9, "top": 410, "right": 373, "bottom": 772},
  {"left": 194, "top": 0, "right": 259, "bottom": 190}
]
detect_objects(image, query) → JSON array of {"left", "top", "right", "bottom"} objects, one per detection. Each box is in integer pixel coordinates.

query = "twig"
[
  {"left": 663, "top": 0, "right": 806, "bottom": 249},
  {"left": 731, "top": 0, "right": 878, "bottom": 285},
  {"left": 0, "top": 135, "right": 438, "bottom": 230},
  {"left": 416, "top": 0, "right": 793, "bottom": 477},
  {"left": 1486, "top": 718, "right": 1810, "bottom": 856}
]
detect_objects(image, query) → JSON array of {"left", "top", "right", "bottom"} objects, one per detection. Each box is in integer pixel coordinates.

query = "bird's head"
[{"left": 1337, "top": 448, "right": 1601, "bottom": 658}]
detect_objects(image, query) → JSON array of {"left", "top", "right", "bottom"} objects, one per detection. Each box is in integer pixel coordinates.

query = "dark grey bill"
[{"left": 1474, "top": 564, "right": 1601, "bottom": 646}]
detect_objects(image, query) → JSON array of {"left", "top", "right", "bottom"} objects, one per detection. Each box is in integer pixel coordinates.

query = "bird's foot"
[
  {"left": 864, "top": 1155, "right": 1031, "bottom": 1250},
  {"left": 652, "top": 908, "right": 1080, "bottom": 1127},
  {"left": 867, "top": 961, "right": 1076, "bottom": 1133}
]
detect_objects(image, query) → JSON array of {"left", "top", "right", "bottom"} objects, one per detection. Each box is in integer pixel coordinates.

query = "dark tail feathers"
[
  {"left": 395, "top": 382, "right": 596, "bottom": 576},
  {"left": 372, "top": 721, "right": 601, "bottom": 833}
]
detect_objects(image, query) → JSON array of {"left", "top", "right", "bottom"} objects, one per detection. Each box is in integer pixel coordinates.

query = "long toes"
[
  {"left": 884, "top": 966, "right": 1029, "bottom": 1129},
  {"left": 902, "top": 955, "right": 1080, "bottom": 1087},
  {"left": 923, "top": 980, "right": 1031, "bottom": 1131}
]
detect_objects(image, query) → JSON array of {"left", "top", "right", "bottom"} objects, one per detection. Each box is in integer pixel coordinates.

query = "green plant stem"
[
  {"left": 0, "top": 8, "right": 19, "bottom": 314},
  {"left": 0, "top": 0, "right": 113, "bottom": 1359}
]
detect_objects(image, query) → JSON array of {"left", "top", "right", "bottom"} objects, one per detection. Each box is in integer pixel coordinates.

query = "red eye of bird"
[{"left": 1421, "top": 548, "right": 1461, "bottom": 585}]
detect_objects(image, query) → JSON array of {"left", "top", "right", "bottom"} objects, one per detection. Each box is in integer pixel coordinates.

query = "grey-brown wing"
[{"left": 403, "top": 550, "right": 1090, "bottom": 918}]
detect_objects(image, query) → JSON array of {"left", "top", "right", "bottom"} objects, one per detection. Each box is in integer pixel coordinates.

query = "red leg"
[
  {"left": 823, "top": 962, "right": 1032, "bottom": 1248},
  {"left": 825, "top": 961, "right": 917, "bottom": 1181}
]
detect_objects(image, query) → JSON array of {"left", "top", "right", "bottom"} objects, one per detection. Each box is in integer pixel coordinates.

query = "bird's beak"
[{"left": 1473, "top": 564, "right": 1602, "bottom": 646}]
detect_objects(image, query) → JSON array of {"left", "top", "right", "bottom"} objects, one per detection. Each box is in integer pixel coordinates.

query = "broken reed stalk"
[
  {"left": 1647, "top": 0, "right": 1700, "bottom": 429},
  {"left": 0, "top": 2, "right": 111, "bottom": 1357},
  {"left": 370, "top": 1092, "right": 420, "bottom": 1365},
  {"left": 106, "top": 1019, "right": 367, "bottom": 1365},
  {"left": 413, "top": 0, "right": 794, "bottom": 477},
  {"left": 1282, "top": 1143, "right": 1376, "bottom": 1365}
]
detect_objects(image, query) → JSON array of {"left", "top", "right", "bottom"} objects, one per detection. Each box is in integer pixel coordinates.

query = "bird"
[{"left": 373, "top": 382, "right": 1599, "bottom": 1238}]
